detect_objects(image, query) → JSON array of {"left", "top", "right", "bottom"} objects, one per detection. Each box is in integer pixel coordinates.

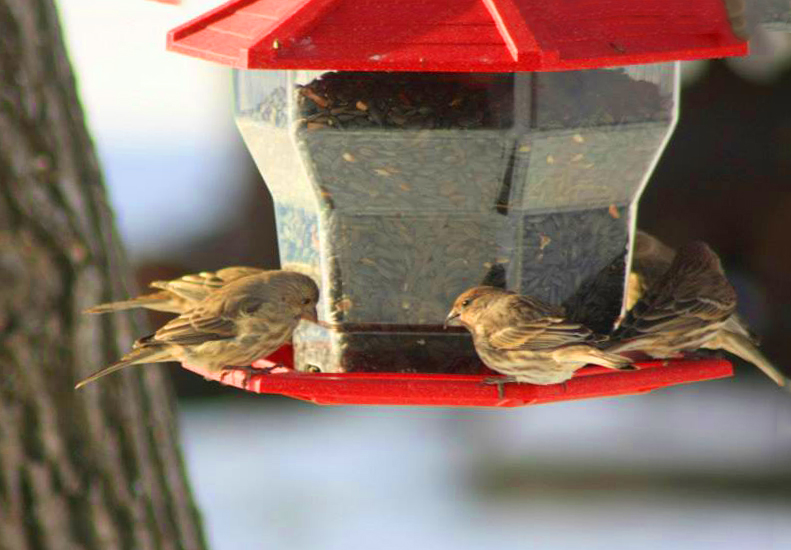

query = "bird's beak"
[
  {"left": 301, "top": 307, "right": 318, "bottom": 322},
  {"left": 444, "top": 311, "right": 460, "bottom": 329}
]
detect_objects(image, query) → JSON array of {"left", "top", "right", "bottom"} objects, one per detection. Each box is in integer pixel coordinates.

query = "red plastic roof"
[
  {"left": 182, "top": 344, "right": 733, "bottom": 407},
  {"left": 167, "top": 0, "right": 747, "bottom": 72}
]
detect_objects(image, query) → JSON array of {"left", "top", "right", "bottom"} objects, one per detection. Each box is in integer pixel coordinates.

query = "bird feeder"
[{"left": 167, "top": 0, "right": 744, "bottom": 406}]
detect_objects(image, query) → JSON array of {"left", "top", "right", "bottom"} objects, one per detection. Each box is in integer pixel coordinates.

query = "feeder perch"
[{"left": 167, "top": 0, "right": 744, "bottom": 406}]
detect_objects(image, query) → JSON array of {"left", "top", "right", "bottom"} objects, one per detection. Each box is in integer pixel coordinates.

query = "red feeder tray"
[{"left": 182, "top": 345, "right": 733, "bottom": 407}]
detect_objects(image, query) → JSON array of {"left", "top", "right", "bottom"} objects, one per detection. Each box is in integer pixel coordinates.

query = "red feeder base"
[{"left": 181, "top": 344, "right": 733, "bottom": 407}]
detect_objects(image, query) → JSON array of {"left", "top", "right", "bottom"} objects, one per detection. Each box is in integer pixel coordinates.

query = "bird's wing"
[
  {"left": 616, "top": 293, "right": 734, "bottom": 339},
  {"left": 215, "top": 266, "right": 265, "bottom": 282},
  {"left": 149, "top": 267, "right": 262, "bottom": 303},
  {"left": 150, "top": 311, "right": 237, "bottom": 346},
  {"left": 488, "top": 320, "right": 594, "bottom": 351},
  {"left": 149, "top": 272, "right": 224, "bottom": 302},
  {"left": 616, "top": 242, "right": 736, "bottom": 339},
  {"left": 488, "top": 295, "right": 593, "bottom": 351},
  {"left": 149, "top": 266, "right": 264, "bottom": 302},
  {"left": 153, "top": 278, "right": 270, "bottom": 347}
]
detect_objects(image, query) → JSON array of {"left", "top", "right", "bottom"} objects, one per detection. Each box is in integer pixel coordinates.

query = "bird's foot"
[
  {"left": 220, "top": 364, "right": 282, "bottom": 389},
  {"left": 618, "top": 364, "right": 638, "bottom": 371},
  {"left": 482, "top": 376, "right": 517, "bottom": 399},
  {"left": 251, "top": 358, "right": 292, "bottom": 373}
]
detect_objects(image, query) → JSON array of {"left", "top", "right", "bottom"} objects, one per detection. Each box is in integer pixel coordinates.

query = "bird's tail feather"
[
  {"left": 716, "top": 331, "right": 787, "bottom": 387},
  {"left": 75, "top": 346, "right": 173, "bottom": 389}
]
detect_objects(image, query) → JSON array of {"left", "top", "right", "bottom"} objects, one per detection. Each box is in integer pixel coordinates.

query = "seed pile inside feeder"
[{"left": 296, "top": 72, "right": 514, "bottom": 131}]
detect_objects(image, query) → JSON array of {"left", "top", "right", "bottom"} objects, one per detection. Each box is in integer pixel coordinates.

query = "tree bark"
[{"left": 0, "top": 1, "right": 208, "bottom": 549}]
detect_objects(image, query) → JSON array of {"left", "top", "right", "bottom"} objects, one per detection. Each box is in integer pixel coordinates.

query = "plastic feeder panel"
[{"left": 234, "top": 67, "right": 678, "bottom": 374}]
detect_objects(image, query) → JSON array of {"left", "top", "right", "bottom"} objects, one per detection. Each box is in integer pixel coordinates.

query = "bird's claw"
[
  {"left": 482, "top": 376, "right": 517, "bottom": 399},
  {"left": 220, "top": 364, "right": 282, "bottom": 389}
]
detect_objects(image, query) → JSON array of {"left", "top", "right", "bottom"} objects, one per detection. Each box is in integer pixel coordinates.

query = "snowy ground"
[{"left": 179, "top": 379, "right": 791, "bottom": 550}]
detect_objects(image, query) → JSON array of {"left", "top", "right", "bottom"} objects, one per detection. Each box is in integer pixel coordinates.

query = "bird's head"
[
  {"left": 445, "top": 286, "right": 510, "bottom": 329},
  {"left": 276, "top": 272, "right": 320, "bottom": 323}
]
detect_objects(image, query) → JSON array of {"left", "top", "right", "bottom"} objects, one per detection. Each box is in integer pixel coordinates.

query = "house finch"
[
  {"left": 75, "top": 271, "right": 319, "bottom": 389},
  {"left": 625, "top": 235, "right": 786, "bottom": 387},
  {"left": 612, "top": 240, "right": 736, "bottom": 353},
  {"left": 445, "top": 287, "right": 635, "bottom": 394},
  {"left": 84, "top": 266, "right": 264, "bottom": 314},
  {"left": 630, "top": 231, "right": 756, "bottom": 339}
]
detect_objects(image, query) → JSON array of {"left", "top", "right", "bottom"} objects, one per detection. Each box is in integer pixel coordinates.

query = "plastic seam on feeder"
[{"left": 481, "top": 0, "right": 548, "bottom": 64}]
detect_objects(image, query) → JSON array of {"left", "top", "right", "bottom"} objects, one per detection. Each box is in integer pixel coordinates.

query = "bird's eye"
[
  {"left": 461, "top": 299, "right": 471, "bottom": 307},
  {"left": 302, "top": 297, "right": 312, "bottom": 305},
  {"left": 241, "top": 299, "right": 263, "bottom": 314},
  {"left": 306, "top": 365, "right": 322, "bottom": 373}
]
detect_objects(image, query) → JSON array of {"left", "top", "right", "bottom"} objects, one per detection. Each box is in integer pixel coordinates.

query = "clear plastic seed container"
[{"left": 233, "top": 65, "right": 678, "bottom": 374}]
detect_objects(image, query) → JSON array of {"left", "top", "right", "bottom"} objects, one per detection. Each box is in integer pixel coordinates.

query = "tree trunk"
[{"left": 0, "top": 1, "right": 208, "bottom": 549}]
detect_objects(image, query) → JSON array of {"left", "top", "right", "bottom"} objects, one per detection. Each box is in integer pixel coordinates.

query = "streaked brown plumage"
[
  {"left": 627, "top": 234, "right": 786, "bottom": 387},
  {"left": 76, "top": 271, "right": 319, "bottom": 389},
  {"left": 84, "top": 266, "right": 264, "bottom": 314},
  {"left": 612, "top": 241, "right": 736, "bottom": 356},
  {"left": 446, "top": 287, "right": 634, "bottom": 390},
  {"left": 630, "top": 231, "right": 756, "bottom": 340}
]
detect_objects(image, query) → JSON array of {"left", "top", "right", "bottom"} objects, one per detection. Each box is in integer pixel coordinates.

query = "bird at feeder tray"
[
  {"left": 614, "top": 239, "right": 788, "bottom": 389},
  {"left": 76, "top": 271, "right": 319, "bottom": 389},
  {"left": 445, "top": 287, "right": 636, "bottom": 395}
]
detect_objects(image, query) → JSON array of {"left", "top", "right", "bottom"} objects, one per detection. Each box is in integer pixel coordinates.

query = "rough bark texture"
[{"left": 0, "top": 1, "right": 208, "bottom": 549}]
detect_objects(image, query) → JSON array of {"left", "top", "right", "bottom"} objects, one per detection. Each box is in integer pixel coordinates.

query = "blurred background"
[{"left": 58, "top": 1, "right": 791, "bottom": 549}]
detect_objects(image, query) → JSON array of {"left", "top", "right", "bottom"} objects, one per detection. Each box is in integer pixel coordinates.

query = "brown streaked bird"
[
  {"left": 84, "top": 266, "right": 264, "bottom": 315},
  {"left": 630, "top": 231, "right": 755, "bottom": 340},
  {"left": 626, "top": 235, "right": 786, "bottom": 388},
  {"left": 634, "top": 232, "right": 757, "bottom": 340},
  {"left": 75, "top": 271, "right": 319, "bottom": 389},
  {"left": 613, "top": 241, "right": 736, "bottom": 357},
  {"left": 446, "top": 287, "right": 635, "bottom": 394}
]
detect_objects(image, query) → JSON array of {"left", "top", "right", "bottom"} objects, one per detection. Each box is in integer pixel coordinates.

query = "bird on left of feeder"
[{"left": 75, "top": 270, "right": 319, "bottom": 389}]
